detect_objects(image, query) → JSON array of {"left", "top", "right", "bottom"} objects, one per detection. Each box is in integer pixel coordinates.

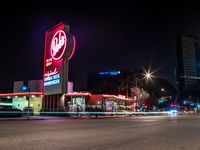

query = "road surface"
[{"left": 0, "top": 114, "right": 200, "bottom": 150}]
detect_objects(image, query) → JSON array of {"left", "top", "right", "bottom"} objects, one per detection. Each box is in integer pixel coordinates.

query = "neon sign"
[
  {"left": 44, "top": 23, "right": 76, "bottom": 95},
  {"left": 44, "top": 68, "right": 60, "bottom": 86},
  {"left": 44, "top": 68, "right": 58, "bottom": 77},
  {"left": 44, "top": 79, "right": 60, "bottom": 86},
  {"left": 98, "top": 71, "right": 121, "bottom": 75},
  {"left": 50, "top": 30, "right": 67, "bottom": 61},
  {"left": 68, "top": 35, "right": 76, "bottom": 60},
  {"left": 46, "top": 58, "right": 53, "bottom": 67},
  {"left": 44, "top": 74, "right": 60, "bottom": 86}
]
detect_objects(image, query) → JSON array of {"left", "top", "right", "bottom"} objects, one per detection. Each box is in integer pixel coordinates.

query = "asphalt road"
[{"left": 0, "top": 114, "right": 200, "bottom": 150}]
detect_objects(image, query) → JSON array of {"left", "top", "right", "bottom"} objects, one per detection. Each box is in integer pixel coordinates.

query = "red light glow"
[
  {"left": 50, "top": 30, "right": 67, "bottom": 61},
  {"left": 170, "top": 104, "right": 177, "bottom": 107},
  {"left": 0, "top": 92, "right": 43, "bottom": 97},
  {"left": 44, "top": 68, "right": 58, "bottom": 77},
  {"left": 101, "top": 94, "right": 132, "bottom": 101},
  {"left": 68, "top": 35, "right": 76, "bottom": 60},
  {"left": 65, "top": 92, "right": 91, "bottom": 96}
]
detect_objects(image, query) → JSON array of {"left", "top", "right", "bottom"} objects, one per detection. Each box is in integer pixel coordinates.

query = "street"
[{"left": 0, "top": 114, "right": 200, "bottom": 150}]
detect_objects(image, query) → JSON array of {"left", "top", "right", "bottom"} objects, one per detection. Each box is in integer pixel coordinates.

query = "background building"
[
  {"left": 176, "top": 35, "right": 200, "bottom": 101},
  {"left": 87, "top": 70, "right": 123, "bottom": 95},
  {"left": 87, "top": 69, "right": 176, "bottom": 110}
]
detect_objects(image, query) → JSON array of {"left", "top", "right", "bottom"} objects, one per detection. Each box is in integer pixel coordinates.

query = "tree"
[
  {"left": 131, "top": 87, "right": 150, "bottom": 105},
  {"left": 118, "top": 69, "right": 144, "bottom": 97},
  {"left": 139, "top": 88, "right": 150, "bottom": 104}
]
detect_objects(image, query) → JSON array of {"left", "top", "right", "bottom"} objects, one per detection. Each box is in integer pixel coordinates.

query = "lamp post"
[
  {"left": 134, "top": 72, "right": 152, "bottom": 112},
  {"left": 145, "top": 73, "right": 151, "bottom": 80},
  {"left": 135, "top": 78, "right": 138, "bottom": 112},
  {"left": 161, "top": 88, "right": 165, "bottom": 96},
  {"left": 131, "top": 69, "right": 155, "bottom": 112},
  {"left": 144, "top": 71, "right": 153, "bottom": 110}
]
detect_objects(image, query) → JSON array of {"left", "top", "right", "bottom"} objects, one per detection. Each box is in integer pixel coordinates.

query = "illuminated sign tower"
[{"left": 43, "top": 22, "right": 76, "bottom": 111}]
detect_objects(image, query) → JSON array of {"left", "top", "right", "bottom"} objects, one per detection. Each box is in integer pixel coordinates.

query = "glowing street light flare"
[
  {"left": 142, "top": 67, "right": 158, "bottom": 82},
  {"left": 161, "top": 88, "right": 165, "bottom": 92},
  {"left": 146, "top": 73, "right": 151, "bottom": 79}
]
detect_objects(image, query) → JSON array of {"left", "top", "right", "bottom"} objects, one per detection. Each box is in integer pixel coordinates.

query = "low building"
[
  {"left": 0, "top": 79, "right": 73, "bottom": 114},
  {"left": 0, "top": 79, "right": 135, "bottom": 114},
  {"left": 0, "top": 92, "right": 43, "bottom": 113},
  {"left": 65, "top": 92, "right": 134, "bottom": 113}
]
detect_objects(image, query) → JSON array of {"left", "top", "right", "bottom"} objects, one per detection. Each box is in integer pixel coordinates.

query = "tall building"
[{"left": 176, "top": 35, "right": 200, "bottom": 100}]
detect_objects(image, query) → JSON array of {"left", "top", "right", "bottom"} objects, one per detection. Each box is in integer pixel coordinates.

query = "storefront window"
[{"left": 72, "top": 96, "right": 86, "bottom": 112}]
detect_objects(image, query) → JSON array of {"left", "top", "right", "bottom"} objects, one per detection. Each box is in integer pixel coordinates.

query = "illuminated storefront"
[
  {"left": 64, "top": 93, "right": 134, "bottom": 113},
  {"left": 0, "top": 92, "right": 43, "bottom": 114}
]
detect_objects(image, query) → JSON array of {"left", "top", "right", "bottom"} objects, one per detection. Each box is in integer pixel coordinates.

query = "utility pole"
[
  {"left": 135, "top": 78, "right": 138, "bottom": 112},
  {"left": 126, "top": 74, "right": 129, "bottom": 98}
]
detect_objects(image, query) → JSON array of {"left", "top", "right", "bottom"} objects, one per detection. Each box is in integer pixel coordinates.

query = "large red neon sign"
[
  {"left": 50, "top": 30, "right": 67, "bottom": 61},
  {"left": 44, "top": 22, "right": 76, "bottom": 95}
]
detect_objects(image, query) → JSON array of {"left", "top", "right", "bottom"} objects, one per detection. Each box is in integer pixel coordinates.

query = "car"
[
  {"left": 165, "top": 106, "right": 178, "bottom": 113},
  {"left": 23, "top": 107, "right": 34, "bottom": 116},
  {"left": 177, "top": 106, "right": 187, "bottom": 112},
  {"left": 139, "top": 105, "right": 147, "bottom": 112}
]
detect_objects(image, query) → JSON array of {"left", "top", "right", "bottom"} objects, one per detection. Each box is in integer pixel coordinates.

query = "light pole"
[
  {"left": 144, "top": 71, "right": 154, "bottom": 110},
  {"left": 161, "top": 88, "right": 165, "bottom": 96},
  {"left": 131, "top": 69, "right": 155, "bottom": 112},
  {"left": 135, "top": 78, "right": 138, "bottom": 112},
  {"left": 134, "top": 72, "right": 152, "bottom": 112},
  {"left": 126, "top": 75, "right": 129, "bottom": 98}
]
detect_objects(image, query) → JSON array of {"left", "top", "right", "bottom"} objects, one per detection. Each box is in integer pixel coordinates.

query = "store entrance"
[{"left": 72, "top": 96, "right": 86, "bottom": 112}]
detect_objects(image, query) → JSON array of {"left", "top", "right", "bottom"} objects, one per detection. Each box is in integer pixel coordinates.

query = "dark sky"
[{"left": 1, "top": 1, "right": 200, "bottom": 90}]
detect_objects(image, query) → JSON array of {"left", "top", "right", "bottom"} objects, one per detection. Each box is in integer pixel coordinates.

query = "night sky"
[{"left": 1, "top": 1, "right": 200, "bottom": 91}]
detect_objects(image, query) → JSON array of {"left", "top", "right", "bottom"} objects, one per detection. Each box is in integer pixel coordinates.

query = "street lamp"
[
  {"left": 146, "top": 73, "right": 151, "bottom": 79},
  {"left": 142, "top": 66, "right": 157, "bottom": 81},
  {"left": 161, "top": 88, "right": 165, "bottom": 98},
  {"left": 135, "top": 78, "right": 139, "bottom": 112},
  {"left": 135, "top": 71, "right": 152, "bottom": 112},
  {"left": 143, "top": 68, "right": 157, "bottom": 95},
  {"left": 131, "top": 68, "right": 156, "bottom": 112},
  {"left": 144, "top": 72, "right": 153, "bottom": 81}
]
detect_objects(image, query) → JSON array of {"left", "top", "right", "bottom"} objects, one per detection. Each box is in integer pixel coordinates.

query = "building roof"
[{"left": 0, "top": 92, "right": 43, "bottom": 97}]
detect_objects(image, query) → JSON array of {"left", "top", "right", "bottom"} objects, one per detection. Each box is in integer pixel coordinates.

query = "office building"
[{"left": 176, "top": 35, "right": 200, "bottom": 100}]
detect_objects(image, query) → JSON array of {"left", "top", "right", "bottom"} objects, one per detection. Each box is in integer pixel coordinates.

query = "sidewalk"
[
  {"left": 1, "top": 111, "right": 194, "bottom": 121},
  {"left": 70, "top": 114, "right": 128, "bottom": 119},
  {"left": 0, "top": 114, "right": 130, "bottom": 121},
  {"left": 0, "top": 115, "right": 66, "bottom": 121}
]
